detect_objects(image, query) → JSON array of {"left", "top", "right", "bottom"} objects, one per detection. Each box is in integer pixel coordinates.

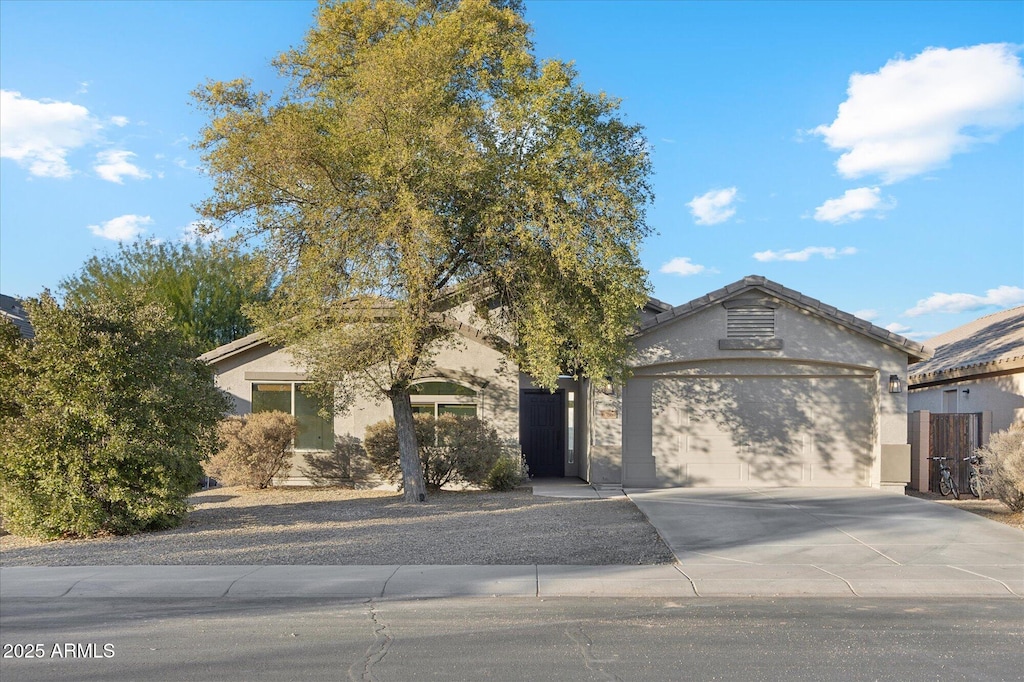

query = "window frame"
[
  {"left": 251, "top": 381, "right": 334, "bottom": 452},
  {"left": 408, "top": 379, "right": 480, "bottom": 419}
]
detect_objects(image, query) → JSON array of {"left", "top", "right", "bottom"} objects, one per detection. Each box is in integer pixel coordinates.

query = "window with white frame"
[
  {"left": 408, "top": 380, "right": 478, "bottom": 418},
  {"left": 251, "top": 383, "right": 334, "bottom": 451}
]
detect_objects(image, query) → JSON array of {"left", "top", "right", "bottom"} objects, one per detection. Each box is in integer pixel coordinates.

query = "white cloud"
[
  {"left": 854, "top": 309, "right": 879, "bottom": 321},
  {"left": 0, "top": 89, "right": 100, "bottom": 178},
  {"left": 904, "top": 285, "right": 1024, "bottom": 316},
  {"left": 813, "top": 187, "right": 894, "bottom": 223},
  {"left": 687, "top": 187, "right": 738, "bottom": 225},
  {"left": 814, "top": 43, "right": 1024, "bottom": 183},
  {"left": 752, "top": 246, "right": 857, "bottom": 262},
  {"left": 885, "top": 322, "right": 912, "bottom": 334},
  {"left": 87, "top": 214, "right": 152, "bottom": 241},
  {"left": 181, "top": 221, "right": 224, "bottom": 244},
  {"left": 660, "top": 257, "right": 708, "bottom": 277},
  {"left": 110, "top": 116, "right": 130, "bottom": 127},
  {"left": 94, "top": 149, "right": 150, "bottom": 184}
]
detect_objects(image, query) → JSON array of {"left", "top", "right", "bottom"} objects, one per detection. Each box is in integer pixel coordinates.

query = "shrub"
[
  {"left": 486, "top": 443, "right": 529, "bottom": 491},
  {"left": 205, "top": 411, "right": 298, "bottom": 489},
  {"left": 364, "top": 413, "right": 503, "bottom": 489},
  {"left": 977, "top": 424, "right": 1024, "bottom": 512},
  {"left": 0, "top": 294, "right": 229, "bottom": 539}
]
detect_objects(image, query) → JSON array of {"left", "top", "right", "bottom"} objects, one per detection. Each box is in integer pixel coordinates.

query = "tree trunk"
[{"left": 391, "top": 390, "right": 427, "bottom": 503}]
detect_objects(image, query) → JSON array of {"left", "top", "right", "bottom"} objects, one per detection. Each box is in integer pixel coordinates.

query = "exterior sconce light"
[
  {"left": 888, "top": 374, "right": 902, "bottom": 394},
  {"left": 962, "top": 388, "right": 970, "bottom": 396}
]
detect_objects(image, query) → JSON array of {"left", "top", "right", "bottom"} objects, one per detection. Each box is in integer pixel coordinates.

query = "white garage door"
[{"left": 650, "top": 376, "right": 874, "bottom": 487}]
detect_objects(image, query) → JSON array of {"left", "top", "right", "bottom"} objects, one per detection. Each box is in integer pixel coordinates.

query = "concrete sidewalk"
[{"left": 0, "top": 564, "right": 700, "bottom": 599}]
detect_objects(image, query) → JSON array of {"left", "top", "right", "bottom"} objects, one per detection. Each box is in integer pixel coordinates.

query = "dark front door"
[{"left": 520, "top": 390, "right": 565, "bottom": 478}]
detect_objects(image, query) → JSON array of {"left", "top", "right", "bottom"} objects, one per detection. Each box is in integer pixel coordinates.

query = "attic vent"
[{"left": 727, "top": 306, "right": 775, "bottom": 338}]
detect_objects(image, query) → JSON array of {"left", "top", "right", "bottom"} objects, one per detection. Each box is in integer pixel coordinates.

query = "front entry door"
[{"left": 520, "top": 390, "right": 565, "bottom": 477}]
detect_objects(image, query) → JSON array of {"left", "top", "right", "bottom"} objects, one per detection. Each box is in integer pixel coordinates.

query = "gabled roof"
[
  {"left": 198, "top": 329, "right": 268, "bottom": 364},
  {"left": 636, "top": 274, "right": 932, "bottom": 362},
  {"left": 0, "top": 294, "right": 34, "bottom": 339},
  {"left": 908, "top": 305, "right": 1024, "bottom": 386}
]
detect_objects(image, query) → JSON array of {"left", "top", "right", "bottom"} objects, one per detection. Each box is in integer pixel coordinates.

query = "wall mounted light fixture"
[{"left": 888, "top": 374, "right": 902, "bottom": 393}]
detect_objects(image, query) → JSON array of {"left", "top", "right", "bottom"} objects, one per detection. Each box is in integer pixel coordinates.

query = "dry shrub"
[
  {"left": 206, "top": 411, "right": 297, "bottom": 489},
  {"left": 364, "top": 413, "right": 502, "bottom": 489},
  {"left": 977, "top": 424, "right": 1024, "bottom": 512}
]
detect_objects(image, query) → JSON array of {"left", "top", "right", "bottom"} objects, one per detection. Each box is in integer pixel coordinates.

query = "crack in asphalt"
[
  {"left": 566, "top": 624, "right": 623, "bottom": 681},
  {"left": 348, "top": 600, "right": 393, "bottom": 682}
]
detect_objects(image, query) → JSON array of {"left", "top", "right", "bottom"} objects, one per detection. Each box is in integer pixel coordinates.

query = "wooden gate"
[{"left": 928, "top": 413, "right": 981, "bottom": 493}]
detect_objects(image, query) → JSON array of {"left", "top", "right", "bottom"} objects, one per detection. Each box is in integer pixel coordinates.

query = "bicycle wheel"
[
  {"left": 969, "top": 473, "right": 981, "bottom": 498},
  {"left": 950, "top": 477, "right": 960, "bottom": 500},
  {"left": 939, "top": 476, "right": 952, "bottom": 496}
]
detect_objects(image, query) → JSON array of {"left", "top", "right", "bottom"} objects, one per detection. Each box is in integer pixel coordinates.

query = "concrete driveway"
[{"left": 626, "top": 487, "right": 1024, "bottom": 598}]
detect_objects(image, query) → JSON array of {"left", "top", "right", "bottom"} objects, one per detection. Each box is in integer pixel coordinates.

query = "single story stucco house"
[
  {"left": 908, "top": 305, "right": 1024, "bottom": 434},
  {"left": 200, "top": 275, "right": 931, "bottom": 490}
]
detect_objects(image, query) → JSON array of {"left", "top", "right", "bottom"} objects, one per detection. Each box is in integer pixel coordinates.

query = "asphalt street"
[{"left": 2, "top": 596, "right": 1022, "bottom": 681}]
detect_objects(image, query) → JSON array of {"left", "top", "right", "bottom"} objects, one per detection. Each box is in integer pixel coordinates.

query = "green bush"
[
  {"left": 486, "top": 444, "right": 529, "bottom": 491},
  {"left": 977, "top": 425, "right": 1024, "bottom": 512},
  {"left": 205, "top": 411, "right": 298, "bottom": 489},
  {"left": 364, "top": 413, "right": 503, "bottom": 489},
  {"left": 0, "top": 294, "right": 229, "bottom": 539}
]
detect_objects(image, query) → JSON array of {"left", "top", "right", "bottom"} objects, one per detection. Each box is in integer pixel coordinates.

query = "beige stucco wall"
[
  {"left": 908, "top": 371, "right": 1024, "bottom": 434},
  {"left": 610, "top": 298, "right": 913, "bottom": 488},
  {"left": 209, "top": 335, "right": 520, "bottom": 485}
]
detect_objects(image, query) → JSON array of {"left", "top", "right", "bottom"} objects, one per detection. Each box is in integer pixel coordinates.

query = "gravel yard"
[{"left": 0, "top": 487, "right": 675, "bottom": 566}]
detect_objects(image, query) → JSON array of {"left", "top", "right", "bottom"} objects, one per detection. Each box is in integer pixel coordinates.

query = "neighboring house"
[
  {"left": 0, "top": 294, "right": 34, "bottom": 338},
  {"left": 201, "top": 275, "right": 930, "bottom": 489},
  {"left": 908, "top": 305, "right": 1024, "bottom": 434}
]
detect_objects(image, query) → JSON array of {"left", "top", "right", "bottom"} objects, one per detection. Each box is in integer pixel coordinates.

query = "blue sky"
[{"left": 1, "top": 0, "right": 1021, "bottom": 342}]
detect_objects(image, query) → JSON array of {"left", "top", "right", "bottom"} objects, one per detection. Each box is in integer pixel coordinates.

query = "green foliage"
[
  {"left": 364, "top": 413, "right": 503, "bottom": 489},
  {"left": 486, "top": 443, "right": 528, "bottom": 491},
  {"left": 193, "top": 0, "right": 653, "bottom": 500},
  {"left": 0, "top": 293, "right": 230, "bottom": 539},
  {"left": 205, "top": 411, "right": 298, "bottom": 489},
  {"left": 977, "top": 425, "right": 1024, "bottom": 512},
  {"left": 61, "top": 240, "right": 273, "bottom": 354}
]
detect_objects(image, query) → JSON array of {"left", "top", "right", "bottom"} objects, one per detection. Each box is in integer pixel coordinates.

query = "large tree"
[
  {"left": 61, "top": 240, "right": 273, "bottom": 354},
  {"left": 0, "top": 294, "right": 229, "bottom": 539},
  {"left": 192, "top": 0, "right": 653, "bottom": 502}
]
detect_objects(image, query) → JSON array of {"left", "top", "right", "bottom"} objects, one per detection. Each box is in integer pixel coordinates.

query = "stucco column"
[
  {"left": 622, "top": 378, "right": 657, "bottom": 486},
  {"left": 587, "top": 383, "right": 623, "bottom": 485},
  {"left": 909, "top": 410, "right": 930, "bottom": 492}
]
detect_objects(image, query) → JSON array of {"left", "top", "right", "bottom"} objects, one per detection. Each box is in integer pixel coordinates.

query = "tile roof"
[
  {"left": 0, "top": 294, "right": 34, "bottom": 338},
  {"left": 636, "top": 274, "right": 932, "bottom": 362},
  {"left": 908, "top": 305, "right": 1024, "bottom": 384}
]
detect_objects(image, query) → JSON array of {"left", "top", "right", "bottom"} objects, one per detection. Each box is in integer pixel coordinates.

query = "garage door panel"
[
  {"left": 684, "top": 462, "right": 743, "bottom": 483},
  {"left": 652, "top": 375, "right": 874, "bottom": 487}
]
